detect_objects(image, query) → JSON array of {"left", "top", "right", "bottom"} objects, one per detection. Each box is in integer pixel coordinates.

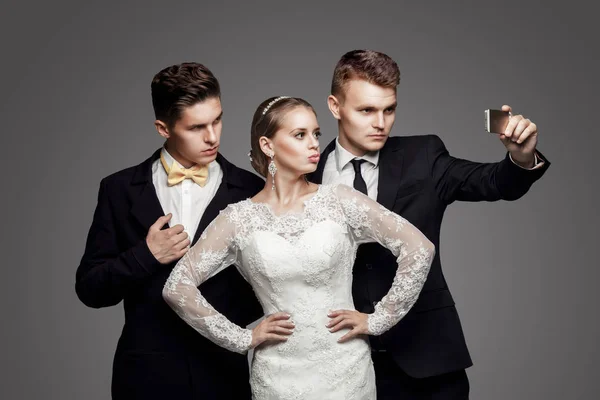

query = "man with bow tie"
[{"left": 75, "top": 62, "right": 264, "bottom": 400}]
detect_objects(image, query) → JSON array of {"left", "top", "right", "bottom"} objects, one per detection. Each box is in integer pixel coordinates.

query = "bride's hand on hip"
[
  {"left": 327, "top": 310, "right": 368, "bottom": 343},
  {"left": 251, "top": 312, "right": 295, "bottom": 348}
]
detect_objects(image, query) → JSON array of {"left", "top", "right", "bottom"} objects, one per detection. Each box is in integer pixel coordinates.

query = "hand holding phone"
[
  {"left": 484, "top": 109, "right": 511, "bottom": 134},
  {"left": 483, "top": 105, "right": 539, "bottom": 168}
]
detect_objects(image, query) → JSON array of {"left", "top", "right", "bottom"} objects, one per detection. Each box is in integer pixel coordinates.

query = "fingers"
[
  {"left": 252, "top": 314, "right": 295, "bottom": 347},
  {"left": 327, "top": 309, "right": 349, "bottom": 318},
  {"left": 516, "top": 122, "right": 537, "bottom": 144},
  {"left": 166, "top": 224, "right": 185, "bottom": 236},
  {"left": 267, "top": 312, "right": 292, "bottom": 321},
  {"left": 503, "top": 114, "right": 523, "bottom": 138},
  {"left": 272, "top": 320, "right": 295, "bottom": 329},
  {"left": 269, "top": 325, "right": 294, "bottom": 335},
  {"left": 338, "top": 328, "right": 360, "bottom": 343},
  {"left": 173, "top": 237, "right": 191, "bottom": 252},
  {"left": 263, "top": 333, "right": 289, "bottom": 343},
  {"left": 150, "top": 213, "right": 172, "bottom": 231},
  {"left": 326, "top": 315, "right": 345, "bottom": 328},
  {"left": 501, "top": 104, "right": 512, "bottom": 113},
  {"left": 327, "top": 310, "right": 361, "bottom": 332},
  {"left": 511, "top": 118, "right": 531, "bottom": 143},
  {"left": 171, "top": 230, "right": 189, "bottom": 244},
  {"left": 329, "top": 319, "right": 356, "bottom": 333}
]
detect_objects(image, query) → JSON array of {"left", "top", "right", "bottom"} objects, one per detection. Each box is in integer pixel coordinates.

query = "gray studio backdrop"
[{"left": 2, "top": 1, "right": 598, "bottom": 399}]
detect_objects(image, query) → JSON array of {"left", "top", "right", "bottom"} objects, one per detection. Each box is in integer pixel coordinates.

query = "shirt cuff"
[{"left": 509, "top": 152, "right": 545, "bottom": 170}]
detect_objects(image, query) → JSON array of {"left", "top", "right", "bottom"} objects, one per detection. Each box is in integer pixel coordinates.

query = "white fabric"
[
  {"left": 322, "top": 138, "right": 380, "bottom": 200},
  {"left": 163, "top": 183, "right": 434, "bottom": 399},
  {"left": 152, "top": 147, "right": 222, "bottom": 241}
]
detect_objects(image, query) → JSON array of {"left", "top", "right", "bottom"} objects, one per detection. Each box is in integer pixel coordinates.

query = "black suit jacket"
[
  {"left": 310, "top": 135, "right": 549, "bottom": 378},
  {"left": 76, "top": 149, "right": 264, "bottom": 399}
]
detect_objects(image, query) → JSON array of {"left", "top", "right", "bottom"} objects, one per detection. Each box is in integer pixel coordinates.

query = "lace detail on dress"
[
  {"left": 162, "top": 209, "right": 254, "bottom": 354},
  {"left": 163, "top": 183, "right": 434, "bottom": 399},
  {"left": 333, "top": 184, "right": 435, "bottom": 335}
]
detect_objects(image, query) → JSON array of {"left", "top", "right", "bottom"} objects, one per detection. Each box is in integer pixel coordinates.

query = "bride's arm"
[
  {"left": 162, "top": 206, "right": 254, "bottom": 354},
  {"left": 334, "top": 184, "right": 435, "bottom": 336},
  {"left": 162, "top": 205, "right": 294, "bottom": 353}
]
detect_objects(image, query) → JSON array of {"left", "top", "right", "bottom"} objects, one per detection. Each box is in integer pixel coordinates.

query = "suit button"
[{"left": 366, "top": 264, "right": 373, "bottom": 270}]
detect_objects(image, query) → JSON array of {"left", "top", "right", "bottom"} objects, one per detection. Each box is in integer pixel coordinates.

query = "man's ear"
[
  {"left": 327, "top": 95, "right": 342, "bottom": 120},
  {"left": 154, "top": 120, "right": 170, "bottom": 139}
]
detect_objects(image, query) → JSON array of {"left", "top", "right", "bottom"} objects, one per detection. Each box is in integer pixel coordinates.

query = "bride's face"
[{"left": 267, "top": 106, "right": 321, "bottom": 176}]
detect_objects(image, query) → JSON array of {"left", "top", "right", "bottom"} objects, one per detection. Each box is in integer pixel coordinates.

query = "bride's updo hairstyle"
[{"left": 249, "top": 96, "right": 316, "bottom": 177}]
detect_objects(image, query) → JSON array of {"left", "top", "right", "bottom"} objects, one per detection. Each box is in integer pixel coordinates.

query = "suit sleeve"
[
  {"left": 75, "top": 178, "right": 162, "bottom": 308},
  {"left": 427, "top": 134, "right": 550, "bottom": 204}
]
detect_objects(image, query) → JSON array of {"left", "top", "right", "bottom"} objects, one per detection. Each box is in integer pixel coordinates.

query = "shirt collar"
[{"left": 334, "top": 137, "right": 380, "bottom": 172}]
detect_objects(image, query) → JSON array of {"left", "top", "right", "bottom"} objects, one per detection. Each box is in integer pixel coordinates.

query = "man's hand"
[
  {"left": 498, "top": 104, "right": 538, "bottom": 168},
  {"left": 146, "top": 214, "right": 190, "bottom": 264}
]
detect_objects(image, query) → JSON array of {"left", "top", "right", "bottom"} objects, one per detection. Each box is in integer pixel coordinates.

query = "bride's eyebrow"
[{"left": 288, "top": 128, "right": 308, "bottom": 134}]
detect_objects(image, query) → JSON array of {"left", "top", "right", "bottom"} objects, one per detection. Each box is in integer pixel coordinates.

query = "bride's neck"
[{"left": 265, "top": 172, "right": 313, "bottom": 206}]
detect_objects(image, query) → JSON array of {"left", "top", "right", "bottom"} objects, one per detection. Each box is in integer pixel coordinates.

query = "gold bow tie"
[{"left": 160, "top": 152, "right": 209, "bottom": 187}]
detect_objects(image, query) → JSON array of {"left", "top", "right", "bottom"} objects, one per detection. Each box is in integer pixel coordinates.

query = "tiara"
[{"left": 262, "top": 96, "right": 290, "bottom": 115}]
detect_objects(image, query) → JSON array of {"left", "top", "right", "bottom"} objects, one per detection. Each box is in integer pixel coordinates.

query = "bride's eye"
[
  {"left": 295, "top": 132, "right": 305, "bottom": 139},
  {"left": 313, "top": 131, "right": 322, "bottom": 138}
]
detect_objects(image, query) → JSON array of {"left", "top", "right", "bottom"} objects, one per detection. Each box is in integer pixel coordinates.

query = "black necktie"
[{"left": 350, "top": 159, "right": 368, "bottom": 196}]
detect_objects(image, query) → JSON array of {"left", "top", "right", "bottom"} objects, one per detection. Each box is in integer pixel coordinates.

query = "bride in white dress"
[{"left": 163, "top": 96, "right": 435, "bottom": 399}]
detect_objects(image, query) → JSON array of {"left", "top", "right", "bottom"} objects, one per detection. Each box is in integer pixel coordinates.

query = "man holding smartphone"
[{"left": 311, "top": 49, "right": 549, "bottom": 399}]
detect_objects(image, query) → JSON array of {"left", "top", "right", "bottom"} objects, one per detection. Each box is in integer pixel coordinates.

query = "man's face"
[
  {"left": 329, "top": 79, "right": 397, "bottom": 156},
  {"left": 156, "top": 97, "right": 223, "bottom": 167}
]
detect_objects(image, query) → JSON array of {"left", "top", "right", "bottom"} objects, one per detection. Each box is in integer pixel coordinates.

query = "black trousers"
[{"left": 372, "top": 352, "right": 470, "bottom": 400}]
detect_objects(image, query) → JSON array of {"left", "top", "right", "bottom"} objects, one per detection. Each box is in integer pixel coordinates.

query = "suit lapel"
[
  {"left": 376, "top": 142, "right": 404, "bottom": 210},
  {"left": 310, "top": 139, "right": 336, "bottom": 184},
  {"left": 192, "top": 153, "right": 233, "bottom": 245},
  {"left": 312, "top": 137, "right": 405, "bottom": 210},
  {"left": 130, "top": 149, "right": 167, "bottom": 232}
]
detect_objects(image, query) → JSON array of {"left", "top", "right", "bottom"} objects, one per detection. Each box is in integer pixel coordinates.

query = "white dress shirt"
[
  {"left": 152, "top": 147, "right": 223, "bottom": 241},
  {"left": 322, "top": 138, "right": 380, "bottom": 200}
]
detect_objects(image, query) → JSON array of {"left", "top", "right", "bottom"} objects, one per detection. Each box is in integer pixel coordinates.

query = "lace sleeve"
[
  {"left": 334, "top": 184, "right": 435, "bottom": 336},
  {"left": 162, "top": 206, "right": 253, "bottom": 354}
]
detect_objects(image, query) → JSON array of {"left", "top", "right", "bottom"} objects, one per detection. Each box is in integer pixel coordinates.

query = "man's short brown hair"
[
  {"left": 331, "top": 50, "right": 400, "bottom": 99},
  {"left": 151, "top": 62, "right": 221, "bottom": 128}
]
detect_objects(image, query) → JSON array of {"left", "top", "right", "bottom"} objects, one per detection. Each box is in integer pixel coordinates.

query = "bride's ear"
[{"left": 259, "top": 136, "right": 275, "bottom": 157}]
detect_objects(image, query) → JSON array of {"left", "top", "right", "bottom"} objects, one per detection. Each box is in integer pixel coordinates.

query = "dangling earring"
[{"left": 268, "top": 153, "right": 277, "bottom": 191}]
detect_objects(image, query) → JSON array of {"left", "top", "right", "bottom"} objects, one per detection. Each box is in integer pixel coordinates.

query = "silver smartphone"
[{"left": 484, "top": 109, "right": 510, "bottom": 134}]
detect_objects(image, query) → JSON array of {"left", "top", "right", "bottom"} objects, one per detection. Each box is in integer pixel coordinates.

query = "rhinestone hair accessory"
[{"left": 262, "top": 96, "right": 290, "bottom": 115}]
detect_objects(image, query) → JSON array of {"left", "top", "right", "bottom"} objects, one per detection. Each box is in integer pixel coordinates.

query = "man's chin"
[
  {"left": 363, "top": 140, "right": 387, "bottom": 152},
  {"left": 195, "top": 153, "right": 218, "bottom": 166}
]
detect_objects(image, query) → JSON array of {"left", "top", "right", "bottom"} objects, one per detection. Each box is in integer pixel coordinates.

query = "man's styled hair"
[
  {"left": 151, "top": 62, "right": 221, "bottom": 128},
  {"left": 331, "top": 50, "right": 400, "bottom": 99}
]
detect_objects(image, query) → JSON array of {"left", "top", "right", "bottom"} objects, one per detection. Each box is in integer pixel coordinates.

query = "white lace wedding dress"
[{"left": 163, "top": 184, "right": 434, "bottom": 399}]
